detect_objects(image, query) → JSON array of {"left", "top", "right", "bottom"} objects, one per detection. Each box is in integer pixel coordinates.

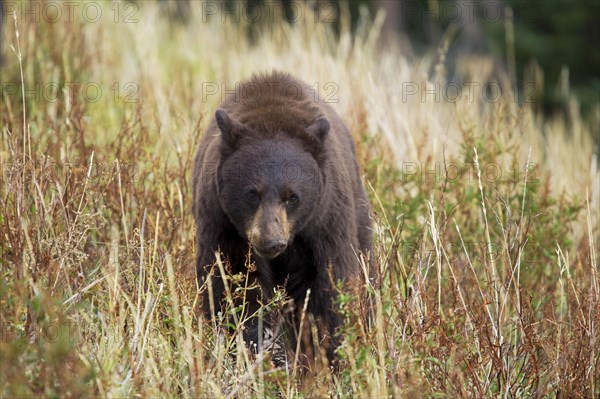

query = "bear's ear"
[
  {"left": 215, "top": 109, "right": 243, "bottom": 147},
  {"left": 305, "top": 118, "right": 330, "bottom": 145}
]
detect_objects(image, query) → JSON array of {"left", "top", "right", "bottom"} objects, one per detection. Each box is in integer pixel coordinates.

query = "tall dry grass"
[{"left": 1, "top": 1, "right": 598, "bottom": 397}]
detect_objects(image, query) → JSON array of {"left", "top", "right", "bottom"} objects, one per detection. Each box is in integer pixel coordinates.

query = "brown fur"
[{"left": 192, "top": 71, "right": 373, "bottom": 366}]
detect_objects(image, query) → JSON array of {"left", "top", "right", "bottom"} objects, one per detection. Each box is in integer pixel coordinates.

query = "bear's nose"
[{"left": 265, "top": 239, "right": 287, "bottom": 255}]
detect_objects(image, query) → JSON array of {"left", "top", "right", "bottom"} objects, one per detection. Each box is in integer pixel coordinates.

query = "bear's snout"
[
  {"left": 247, "top": 204, "right": 290, "bottom": 259},
  {"left": 251, "top": 235, "right": 289, "bottom": 260},
  {"left": 262, "top": 239, "right": 287, "bottom": 257}
]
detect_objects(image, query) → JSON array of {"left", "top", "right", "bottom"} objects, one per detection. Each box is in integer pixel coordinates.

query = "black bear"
[{"left": 192, "top": 71, "right": 373, "bottom": 365}]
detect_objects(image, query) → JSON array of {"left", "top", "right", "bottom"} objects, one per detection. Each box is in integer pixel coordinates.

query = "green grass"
[{"left": 1, "top": 1, "right": 598, "bottom": 398}]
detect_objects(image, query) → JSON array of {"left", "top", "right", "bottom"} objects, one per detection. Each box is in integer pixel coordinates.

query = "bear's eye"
[
  {"left": 245, "top": 189, "right": 259, "bottom": 201},
  {"left": 287, "top": 194, "right": 299, "bottom": 205}
]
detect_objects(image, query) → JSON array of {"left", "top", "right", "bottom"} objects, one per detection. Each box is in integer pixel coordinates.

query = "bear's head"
[{"left": 215, "top": 109, "right": 329, "bottom": 260}]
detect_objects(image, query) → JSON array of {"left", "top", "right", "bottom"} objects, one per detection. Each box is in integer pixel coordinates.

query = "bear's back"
[{"left": 219, "top": 71, "right": 326, "bottom": 139}]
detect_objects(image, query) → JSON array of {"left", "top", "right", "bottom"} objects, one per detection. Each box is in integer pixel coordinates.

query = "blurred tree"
[
  {"left": 486, "top": 0, "right": 600, "bottom": 114},
  {"left": 376, "top": 0, "right": 599, "bottom": 114}
]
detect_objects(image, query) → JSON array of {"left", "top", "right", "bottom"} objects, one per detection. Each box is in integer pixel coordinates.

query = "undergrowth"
[{"left": 1, "top": 1, "right": 598, "bottom": 398}]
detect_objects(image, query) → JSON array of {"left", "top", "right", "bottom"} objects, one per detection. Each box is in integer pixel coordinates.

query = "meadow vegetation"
[{"left": 1, "top": 1, "right": 598, "bottom": 397}]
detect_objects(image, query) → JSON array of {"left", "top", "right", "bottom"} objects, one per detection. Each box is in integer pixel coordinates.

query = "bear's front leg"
[
  {"left": 301, "top": 239, "right": 361, "bottom": 364},
  {"left": 195, "top": 214, "right": 246, "bottom": 319}
]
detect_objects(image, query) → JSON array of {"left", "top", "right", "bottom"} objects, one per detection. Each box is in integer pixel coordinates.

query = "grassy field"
[{"left": 1, "top": 1, "right": 598, "bottom": 397}]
